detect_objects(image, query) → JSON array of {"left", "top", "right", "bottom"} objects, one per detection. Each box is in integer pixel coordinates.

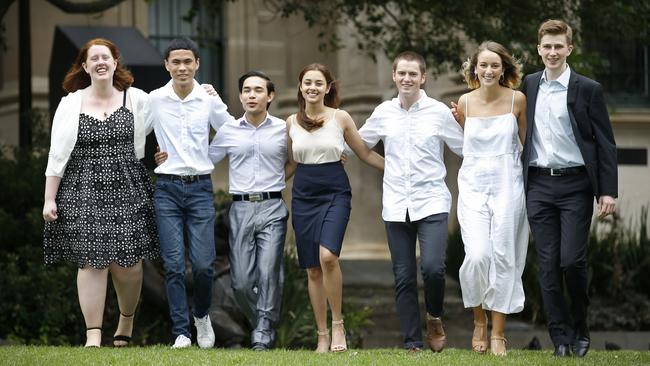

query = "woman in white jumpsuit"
[{"left": 453, "top": 41, "right": 529, "bottom": 356}]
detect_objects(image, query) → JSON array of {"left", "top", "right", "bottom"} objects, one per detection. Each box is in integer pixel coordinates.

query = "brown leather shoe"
[{"left": 425, "top": 314, "right": 446, "bottom": 352}]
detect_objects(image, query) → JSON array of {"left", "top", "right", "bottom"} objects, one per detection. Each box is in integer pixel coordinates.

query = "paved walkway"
[{"left": 341, "top": 259, "right": 650, "bottom": 351}]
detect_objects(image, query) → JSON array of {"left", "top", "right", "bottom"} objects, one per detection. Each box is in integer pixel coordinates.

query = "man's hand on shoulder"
[{"left": 201, "top": 84, "right": 218, "bottom": 97}]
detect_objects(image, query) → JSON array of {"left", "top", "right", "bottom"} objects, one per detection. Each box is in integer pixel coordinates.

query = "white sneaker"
[
  {"left": 171, "top": 334, "right": 192, "bottom": 349},
  {"left": 194, "top": 314, "right": 215, "bottom": 349}
]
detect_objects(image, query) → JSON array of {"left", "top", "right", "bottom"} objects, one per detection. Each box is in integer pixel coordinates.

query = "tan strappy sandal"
[
  {"left": 490, "top": 336, "right": 507, "bottom": 356},
  {"left": 471, "top": 318, "right": 488, "bottom": 354},
  {"left": 315, "top": 329, "right": 330, "bottom": 353},
  {"left": 330, "top": 319, "right": 347, "bottom": 352}
]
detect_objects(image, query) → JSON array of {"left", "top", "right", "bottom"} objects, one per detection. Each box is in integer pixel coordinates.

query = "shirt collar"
[
  {"left": 541, "top": 64, "right": 571, "bottom": 88},
  {"left": 239, "top": 112, "right": 273, "bottom": 128},
  {"left": 393, "top": 89, "right": 429, "bottom": 111},
  {"left": 163, "top": 79, "right": 206, "bottom": 101}
]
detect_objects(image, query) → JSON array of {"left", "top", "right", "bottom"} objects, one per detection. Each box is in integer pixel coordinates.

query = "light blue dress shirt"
[
  {"left": 208, "top": 113, "right": 287, "bottom": 194},
  {"left": 530, "top": 65, "right": 585, "bottom": 168}
]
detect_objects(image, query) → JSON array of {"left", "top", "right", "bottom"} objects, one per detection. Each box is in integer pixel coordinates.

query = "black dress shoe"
[
  {"left": 553, "top": 344, "right": 571, "bottom": 357},
  {"left": 572, "top": 334, "right": 590, "bottom": 357},
  {"left": 251, "top": 342, "right": 269, "bottom": 351}
]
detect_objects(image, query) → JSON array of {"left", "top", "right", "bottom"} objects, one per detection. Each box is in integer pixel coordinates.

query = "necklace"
[{"left": 96, "top": 88, "right": 115, "bottom": 119}]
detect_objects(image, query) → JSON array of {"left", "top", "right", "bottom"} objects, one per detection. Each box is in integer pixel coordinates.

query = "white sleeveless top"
[
  {"left": 290, "top": 110, "right": 345, "bottom": 164},
  {"left": 462, "top": 91, "right": 521, "bottom": 157}
]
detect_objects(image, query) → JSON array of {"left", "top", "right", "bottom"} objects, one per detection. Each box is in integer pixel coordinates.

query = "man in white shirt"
[
  {"left": 521, "top": 20, "right": 617, "bottom": 358},
  {"left": 208, "top": 71, "right": 288, "bottom": 351},
  {"left": 145, "top": 37, "right": 235, "bottom": 349},
  {"left": 358, "top": 51, "right": 464, "bottom": 352}
]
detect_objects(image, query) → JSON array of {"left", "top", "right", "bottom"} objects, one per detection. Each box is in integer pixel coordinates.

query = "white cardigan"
[{"left": 45, "top": 87, "right": 150, "bottom": 177}]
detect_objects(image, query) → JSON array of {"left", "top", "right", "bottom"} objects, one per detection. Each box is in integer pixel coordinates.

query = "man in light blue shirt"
[
  {"left": 521, "top": 20, "right": 617, "bottom": 358},
  {"left": 208, "top": 71, "right": 288, "bottom": 351}
]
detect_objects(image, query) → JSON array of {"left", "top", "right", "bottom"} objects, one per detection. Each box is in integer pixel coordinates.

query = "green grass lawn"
[{"left": 0, "top": 346, "right": 648, "bottom": 366}]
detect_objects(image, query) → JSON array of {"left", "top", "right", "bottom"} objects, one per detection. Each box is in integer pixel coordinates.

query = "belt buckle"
[
  {"left": 248, "top": 193, "right": 263, "bottom": 202},
  {"left": 550, "top": 168, "right": 562, "bottom": 177}
]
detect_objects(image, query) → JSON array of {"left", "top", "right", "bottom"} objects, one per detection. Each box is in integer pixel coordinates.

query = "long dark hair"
[
  {"left": 62, "top": 38, "right": 133, "bottom": 93},
  {"left": 296, "top": 63, "right": 340, "bottom": 131}
]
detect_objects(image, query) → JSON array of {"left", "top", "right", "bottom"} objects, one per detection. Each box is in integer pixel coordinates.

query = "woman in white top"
[
  {"left": 452, "top": 41, "right": 528, "bottom": 356},
  {"left": 42, "top": 38, "right": 158, "bottom": 347},
  {"left": 287, "top": 63, "right": 384, "bottom": 352}
]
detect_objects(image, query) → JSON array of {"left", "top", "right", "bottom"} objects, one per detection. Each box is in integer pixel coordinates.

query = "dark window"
[
  {"left": 617, "top": 148, "right": 648, "bottom": 165},
  {"left": 148, "top": 0, "right": 225, "bottom": 91},
  {"left": 590, "top": 40, "right": 649, "bottom": 107}
]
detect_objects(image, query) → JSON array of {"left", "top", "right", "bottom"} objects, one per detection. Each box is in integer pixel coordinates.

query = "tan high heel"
[
  {"left": 330, "top": 319, "right": 348, "bottom": 352},
  {"left": 490, "top": 336, "right": 507, "bottom": 356},
  {"left": 315, "top": 329, "right": 330, "bottom": 353},
  {"left": 471, "top": 317, "right": 488, "bottom": 354}
]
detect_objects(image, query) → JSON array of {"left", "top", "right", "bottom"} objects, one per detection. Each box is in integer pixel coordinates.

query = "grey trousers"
[{"left": 228, "top": 198, "right": 288, "bottom": 347}]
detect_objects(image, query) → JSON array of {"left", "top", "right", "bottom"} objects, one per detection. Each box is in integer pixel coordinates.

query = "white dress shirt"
[
  {"left": 359, "top": 90, "right": 464, "bottom": 222},
  {"left": 530, "top": 65, "right": 585, "bottom": 168},
  {"left": 145, "top": 79, "right": 235, "bottom": 175},
  {"left": 209, "top": 113, "right": 287, "bottom": 194}
]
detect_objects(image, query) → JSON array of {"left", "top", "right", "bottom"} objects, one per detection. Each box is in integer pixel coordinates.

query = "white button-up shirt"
[
  {"left": 359, "top": 90, "right": 464, "bottom": 222},
  {"left": 209, "top": 113, "right": 287, "bottom": 194},
  {"left": 145, "top": 79, "right": 235, "bottom": 175},
  {"left": 530, "top": 65, "right": 585, "bottom": 168}
]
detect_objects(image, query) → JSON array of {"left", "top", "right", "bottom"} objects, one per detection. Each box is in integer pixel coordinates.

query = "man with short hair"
[
  {"left": 357, "top": 51, "right": 464, "bottom": 352},
  {"left": 521, "top": 19, "right": 617, "bottom": 358},
  {"left": 207, "top": 71, "right": 288, "bottom": 350},
  {"left": 145, "top": 37, "right": 235, "bottom": 349}
]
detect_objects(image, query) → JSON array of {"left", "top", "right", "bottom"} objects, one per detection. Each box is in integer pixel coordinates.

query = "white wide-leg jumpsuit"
[{"left": 457, "top": 91, "right": 529, "bottom": 314}]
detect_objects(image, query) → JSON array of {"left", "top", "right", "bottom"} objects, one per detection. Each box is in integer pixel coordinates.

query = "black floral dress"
[{"left": 43, "top": 91, "right": 159, "bottom": 268}]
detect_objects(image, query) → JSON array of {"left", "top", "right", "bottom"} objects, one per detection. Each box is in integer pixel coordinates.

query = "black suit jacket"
[{"left": 521, "top": 70, "right": 618, "bottom": 199}]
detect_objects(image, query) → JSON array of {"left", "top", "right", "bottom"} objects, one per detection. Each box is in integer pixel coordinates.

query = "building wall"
[
  {"left": 0, "top": 0, "right": 148, "bottom": 146},
  {"left": 611, "top": 113, "right": 650, "bottom": 230}
]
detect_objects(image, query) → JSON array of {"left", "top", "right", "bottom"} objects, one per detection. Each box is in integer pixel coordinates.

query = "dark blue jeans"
[
  {"left": 385, "top": 212, "right": 448, "bottom": 349},
  {"left": 155, "top": 176, "right": 216, "bottom": 339}
]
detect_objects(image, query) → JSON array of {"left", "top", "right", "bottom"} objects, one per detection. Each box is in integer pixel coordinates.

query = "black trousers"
[
  {"left": 384, "top": 212, "right": 448, "bottom": 349},
  {"left": 526, "top": 170, "right": 593, "bottom": 346}
]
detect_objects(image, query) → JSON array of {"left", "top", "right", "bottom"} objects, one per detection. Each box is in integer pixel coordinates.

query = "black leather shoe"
[
  {"left": 572, "top": 334, "right": 590, "bottom": 357},
  {"left": 251, "top": 342, "right": 269, "bottom": 351},
  {"left": 553, "top": 344, "right": 571, "bottom": 357}
]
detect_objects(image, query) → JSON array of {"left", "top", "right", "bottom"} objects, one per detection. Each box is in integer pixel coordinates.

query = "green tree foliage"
[{"left": 266, "top": 0, "right": 650, "bottom": 77}]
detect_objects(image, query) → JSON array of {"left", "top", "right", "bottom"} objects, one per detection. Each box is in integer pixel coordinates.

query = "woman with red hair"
[{"left": 42, "top": 38, "right": 158, "bottom": 347}]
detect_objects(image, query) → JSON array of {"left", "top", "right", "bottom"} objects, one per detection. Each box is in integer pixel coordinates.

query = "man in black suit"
[{"left": 521, "top": 19, "right": 618, "bottom": 358}]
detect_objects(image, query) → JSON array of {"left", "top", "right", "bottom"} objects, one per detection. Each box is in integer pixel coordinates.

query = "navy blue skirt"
[{"left": 292, "top": 161, "right": 351, "bottom": 269}]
